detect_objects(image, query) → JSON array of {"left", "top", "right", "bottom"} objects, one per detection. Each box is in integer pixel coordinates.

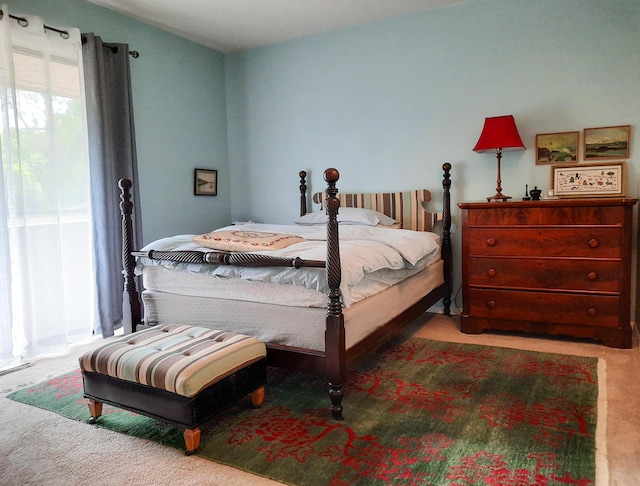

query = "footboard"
[{"left": 119, "top": 164, "right": 453, "bottom": 421}]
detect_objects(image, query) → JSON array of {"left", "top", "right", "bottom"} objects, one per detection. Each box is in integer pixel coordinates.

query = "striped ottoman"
[{"left": 79, "top": 324, "right": 267, "bottom": 454}]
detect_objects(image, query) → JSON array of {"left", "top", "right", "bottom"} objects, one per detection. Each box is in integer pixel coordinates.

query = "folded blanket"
[{"left": 193, "top": 230, "right": 306, "bottom": 251}]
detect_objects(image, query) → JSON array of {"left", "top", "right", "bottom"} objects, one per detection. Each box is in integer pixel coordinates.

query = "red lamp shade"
[
  {"left": 473, "top": 115, "right": 525, "bottom": 152},
  {"left": 473, "top": 115, "right": 525, "bottom": 202}
]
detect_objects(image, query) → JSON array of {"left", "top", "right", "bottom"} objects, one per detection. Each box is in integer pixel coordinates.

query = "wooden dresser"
[{"left": 459, "top": 198, "right": 637, "bottom": 348}]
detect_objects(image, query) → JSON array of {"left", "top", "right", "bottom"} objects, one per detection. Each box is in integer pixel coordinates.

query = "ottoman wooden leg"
[
  {"left": 251, "top": 386, "right": 265, "bottom": 408},
  {"left": 183, "top": 427, "right": 201, "bottom": 455},
  {"left": 87, "top": 399, "right": 103, "bottom": 424}
]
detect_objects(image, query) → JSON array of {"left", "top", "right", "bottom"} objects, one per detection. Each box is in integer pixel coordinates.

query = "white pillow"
[
  {"left": 295, "top": 207, "right": 398, "bottom": 226},
  {"left": 373, "top": 211, "right": 399, "bottom": 226}
]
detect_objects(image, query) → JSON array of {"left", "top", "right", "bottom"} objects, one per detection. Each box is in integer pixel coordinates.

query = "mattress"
[
  {"left": 136, "top": 223, "right": 441, "bottom": 308},
  {"left": 141, "top": 259, "right": 444, "bottom": 352}
]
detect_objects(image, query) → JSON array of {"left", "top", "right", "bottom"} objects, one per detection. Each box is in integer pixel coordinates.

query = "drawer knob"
[
  {"left": 487, "top": 268, "right": 496, "bottom": 277},
  {"left": 486, "top": 238, "right": 496, "bottom": 246},
  {"left": 487, "top": 300, "right": 496, "bottom": 309},
  {"left": 587, "top": 307, "right": 598, "bottom": 317},
  {"left": 588, "top": 238, "right": 599, "bottom": 248},
  {"left": 587, "top": 272, "right": 597, "bottom": 281}
]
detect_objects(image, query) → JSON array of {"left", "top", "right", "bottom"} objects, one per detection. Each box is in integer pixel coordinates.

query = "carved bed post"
[
  {"left": 299, "top": 170, "right": 307, "bottom": 216},
  {"left": 119, "top": 178, "right": 141, "bottom": 334},
  {"left": 323, "top": 168, "right": 346, "bottom": 420},
  {"left": 441, "top": 163, "right": 452, "bottom": 315}
]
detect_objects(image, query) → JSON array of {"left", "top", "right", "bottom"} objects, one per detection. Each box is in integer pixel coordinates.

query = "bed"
[{"left": 119, "top": 164, "right": 453, "bottom": 420}]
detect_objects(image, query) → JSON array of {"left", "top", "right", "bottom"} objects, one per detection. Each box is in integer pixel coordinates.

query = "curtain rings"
[
  {"left": 16, "top": 16, "right": 28, "bottom": 28},
  {"left": 104, "top": 43, "right": 140, "bottom": 58},
  {"left": 0, "top": 10, "right": 70, "bottom": 39},
  {"left": 47, "top": 25, "right": 70, "bottom": 39},
  {"left": 0, "top": 10, "right": 28, "bottom": 27}
]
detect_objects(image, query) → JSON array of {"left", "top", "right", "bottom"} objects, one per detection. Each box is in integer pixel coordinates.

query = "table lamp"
[{"left": 473, "top": 115, "right": 525, "bottom": 201}]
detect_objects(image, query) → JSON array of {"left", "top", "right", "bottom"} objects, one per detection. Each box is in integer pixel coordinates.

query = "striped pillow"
[{"left": 312, "top": 189, "right": 437, "bottom": 232}]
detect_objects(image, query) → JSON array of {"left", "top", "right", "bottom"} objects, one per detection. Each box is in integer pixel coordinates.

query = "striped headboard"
[{"left": 312, "top": 189, "right": 440, "bottom": 232}]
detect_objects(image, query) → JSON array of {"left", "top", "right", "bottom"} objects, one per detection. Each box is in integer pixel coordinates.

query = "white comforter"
[{"left": 137, "top": 223, "right": 441, "bottom": 307}]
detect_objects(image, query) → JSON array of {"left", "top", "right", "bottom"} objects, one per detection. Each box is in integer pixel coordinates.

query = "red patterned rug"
[{"left": 7, "top": 337, "right": 599, "bottom": 485}]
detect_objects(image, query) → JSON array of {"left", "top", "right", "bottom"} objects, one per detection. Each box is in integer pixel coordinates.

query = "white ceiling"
[{"left": 84, "top": 0, "right": 465, "bottom": 52}]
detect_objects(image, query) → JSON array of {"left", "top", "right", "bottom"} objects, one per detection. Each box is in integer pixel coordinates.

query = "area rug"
[{"left": 7, "top": 337, "right": 599, "bottom": 485}]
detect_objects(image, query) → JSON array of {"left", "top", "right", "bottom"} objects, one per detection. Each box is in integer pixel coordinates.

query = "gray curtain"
[{"left": 82, "top": 33, "right": 142, "bottom": 338}]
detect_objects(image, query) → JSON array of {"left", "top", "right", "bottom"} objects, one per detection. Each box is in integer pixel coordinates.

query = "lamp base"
[{"left": 486, "top": 194, "right": 512, "bottom": 202}]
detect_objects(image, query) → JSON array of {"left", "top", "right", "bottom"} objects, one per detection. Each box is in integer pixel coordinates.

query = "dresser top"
[{"left": 458, "top": 198, "right": 637, "bottom": 209}]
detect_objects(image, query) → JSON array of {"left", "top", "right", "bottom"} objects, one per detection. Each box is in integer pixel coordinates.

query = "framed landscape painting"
[
  {"left": 583, "top": 125, "right": 630, "bottom": 160},
  {"left": 535, "top": 131, "right": 579, "bottom": 165},
  {"left": 194, "top": 168, "right": 218, "bottom": 196}
]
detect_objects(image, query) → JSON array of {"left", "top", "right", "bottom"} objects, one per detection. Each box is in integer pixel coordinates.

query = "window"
[{"left": 1, "top": 11, "right": 94, "bottom": 367}]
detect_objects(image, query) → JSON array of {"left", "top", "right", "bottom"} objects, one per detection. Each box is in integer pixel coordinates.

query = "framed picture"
[
  {"left": 551, "top": 161, "right": 625, "bottom": 197},
  {"left": 535, "top": 131, "right": 579, "bottom": 165},
  {"left": 194, "top": 168, "right": 218, "bottom": 196},
  {"left": 583, "top": 125, "right": 630, "bottom": 160}
]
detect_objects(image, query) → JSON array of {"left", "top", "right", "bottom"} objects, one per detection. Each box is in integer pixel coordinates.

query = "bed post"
[
  {"left": 119, "top": 178, "right": 142, "bottom": 334},
  {"left": 323, "top": 168, "right": 346, "bottom": 421},
  {"left": 299, "top": 170, "right": 308, "bottom": 216},
  {"left": 441, "top": 163, "right": 452, "bottom": 315}
]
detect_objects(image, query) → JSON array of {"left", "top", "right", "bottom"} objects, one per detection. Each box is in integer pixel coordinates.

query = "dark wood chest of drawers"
[{"left": 459, "top": 198, "right": 637, "bottom": 348}]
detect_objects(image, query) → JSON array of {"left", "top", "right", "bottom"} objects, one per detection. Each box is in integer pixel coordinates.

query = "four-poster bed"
[{"left": 119, "top": 164, "right": 453, "bottom": 419}]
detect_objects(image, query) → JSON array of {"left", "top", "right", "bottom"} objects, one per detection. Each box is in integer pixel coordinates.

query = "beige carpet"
[{"left": 1, "top": 313, "right": 639, "bottom": 486}]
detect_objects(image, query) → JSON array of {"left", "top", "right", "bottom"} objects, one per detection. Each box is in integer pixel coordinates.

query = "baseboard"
[{"left": 0, "top": 362, "right": 33, "bottom": 377}]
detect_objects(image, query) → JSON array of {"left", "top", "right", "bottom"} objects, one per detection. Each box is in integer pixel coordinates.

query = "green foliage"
[{"left": 8, "top": 90, "right": 88, "bottom": 214}]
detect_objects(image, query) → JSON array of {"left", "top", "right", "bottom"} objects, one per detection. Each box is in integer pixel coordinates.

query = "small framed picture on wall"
[
  {"left": 583, "top": 125, "right": 630, "bottom": 160},
  {"left": 194, "top": 168, "right": 218, "bottom": 196},
  {"left": 535, "top": 131, "right": 579, "bottom": 165}
]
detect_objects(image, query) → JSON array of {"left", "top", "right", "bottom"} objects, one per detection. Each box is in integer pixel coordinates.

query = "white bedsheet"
[{"left": 137, "top": 223, "right": 441, "bottom": 307}]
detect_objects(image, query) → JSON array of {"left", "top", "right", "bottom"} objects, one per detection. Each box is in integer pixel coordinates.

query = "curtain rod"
[
  {"left": 0, "top": 10, "right": 70, "bottom": 39},
  {"left": 80, "top": 35, "right": 139, "bottom": 58},
  {"left": 2, "top": 11, "right": 140, "bottom": 58},
  {"left": 103, "top": 42, "right": 140, "bottom": 59}
]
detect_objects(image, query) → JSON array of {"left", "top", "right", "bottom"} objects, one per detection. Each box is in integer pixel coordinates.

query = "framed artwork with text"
[{"left": 552, "top": 161, "right": 625, "bottom": 197}]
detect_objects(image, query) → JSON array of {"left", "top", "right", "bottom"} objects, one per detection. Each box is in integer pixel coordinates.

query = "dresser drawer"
[
  {"left": 466, "top": 205, "right": 625, "bottom": 226},
  {"left": 466, "top": 227, "right": 621, "bottom": 258},
  {"left": 467, "top": 289, "right": 620, "bottom": 327},
  {"left": 467, "top": 207, "right": 537, "bottom": 225},
  {"left": 467, "top": 258, "right": 620, "bottom": 292}
]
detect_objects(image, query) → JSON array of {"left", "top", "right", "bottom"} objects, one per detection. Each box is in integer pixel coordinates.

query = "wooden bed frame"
[{"left": 119, "top": 164, "right": 453, "bottom": 420}]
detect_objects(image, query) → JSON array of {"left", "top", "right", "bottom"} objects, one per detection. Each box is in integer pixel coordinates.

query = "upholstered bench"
[{"left": 79, "top": 324, "right": 267, "bottom": 454}]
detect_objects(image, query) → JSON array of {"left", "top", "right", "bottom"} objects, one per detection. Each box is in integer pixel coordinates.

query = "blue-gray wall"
[
  {"left": 9, "top": 0, "right": 640, "bottom": 314},
  {"left": 7, "top": 0, "right": 232, "bottom": 243},
  {"left": 225, "top": 0, "right": 640, "bottom": 311},
  {"left": 226, "top": 0, "right": 639, "bottom": 217}
]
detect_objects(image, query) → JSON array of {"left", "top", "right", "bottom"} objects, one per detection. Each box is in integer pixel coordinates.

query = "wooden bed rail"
[{"left": 134, "top": 249, "right": 326, "bottom": 268}]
